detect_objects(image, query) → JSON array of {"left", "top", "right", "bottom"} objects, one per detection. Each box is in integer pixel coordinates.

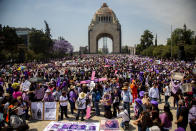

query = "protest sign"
[
  {"left": 31, "top": 102, "right": 44, "bottom": 120},
  {"left": 43, "top": 121, "right": 100, "bottom": 131},
  {"left": 44, "top": 102, "right": 58, "bottom": 121},
  {"left": 100, "top": 119, "right": 120, "bottom": 131},
  {"left": 99, "top": 78, "right": 107, "bottom": 82},
  {"left": 91, "top": 71, "right": 96, "bottom": 80},
  {"left": 181, "top": 83, "right": 193, "bottom": 93},
  {"left": 172, "top": 72, "right": 184, "bottom": 80},
  {"left": 22, "top": 80, "right": 31, "bottom": 91}
]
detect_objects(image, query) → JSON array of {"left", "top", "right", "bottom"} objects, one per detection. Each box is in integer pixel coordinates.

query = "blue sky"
[{"left": 0, "top": 0, "right": 196, "bottom": 52}]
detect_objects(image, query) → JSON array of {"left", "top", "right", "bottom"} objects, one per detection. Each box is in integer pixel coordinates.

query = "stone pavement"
[{"left": 28, "top": 95, "right": 191, "bottom": 131}]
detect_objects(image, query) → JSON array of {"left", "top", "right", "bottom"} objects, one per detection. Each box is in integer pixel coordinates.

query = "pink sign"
[
  {"left": 104, "top": 65, "right": 111, "bottom": 67},
  {"left": 99, "top": 78, "right": 107, "bottom": 82},
  {"left": 115, "top": 70, "right": 118, "bottom": 74},
  {"left": 86, "top": 106, "right": 91, "bottom": 119},
  {"left": 91, "top": 71, "right": 96, "bottom": 80}
]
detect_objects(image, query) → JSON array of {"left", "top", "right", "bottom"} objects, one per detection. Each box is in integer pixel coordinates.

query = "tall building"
[{"left": 15, "top": 28, "right": 31, "bottom": 47}]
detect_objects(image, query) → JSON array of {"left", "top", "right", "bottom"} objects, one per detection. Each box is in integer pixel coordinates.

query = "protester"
[
  {"left": 43, "top": 89, "right": 54, "bottom": 102},
  {"left": 175, "top": 100, "right": 189, "bottom": 130},
  {"left": 69, "top": 85, "right": 77, "bottom": 114},
  {"left": 159, "top": 104, "right": 173, "bottom": 131},
  {"left": 101, "top": 92, "right": 112, "bottom": 119},
  {"left": 59, "top": 90, "right": 69, "bottom": 120},
  {"left": 163, "top": 83, "right": 171, "bottom": 105},
  {"left": 149, "top": 83, "right": 159, "bottom": 101},
  {"left": 188, "top": 100, "right": 196, "bottom": 131},
  {"left": 117, "top": 106, "right": 130, "bottom": 129},
  {"left": 0, "top": 55, "right": 195, "bottom": 131},
  {"left": 121, "top": 85, "right": 132, "bottom": 118},
  {"left": 76, "top": 92, "right": 86, "bottom": 121}
]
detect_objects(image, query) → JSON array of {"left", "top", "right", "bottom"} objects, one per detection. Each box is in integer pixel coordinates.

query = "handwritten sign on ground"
[
  {"left": 100, "top": 119, "right": 120, "bottom": 131},
  {"left": 43, "top": 121, "right": 100, "bottom": 131}
]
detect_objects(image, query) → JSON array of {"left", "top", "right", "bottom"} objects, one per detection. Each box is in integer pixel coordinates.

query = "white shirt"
[
  {"left": 59, "top": 95, "right": 68, "bottom": 106},
  {"left": 164, "top": 86, "right": 171, "bottom": 96},
  {"left": 77, "top": 98, "right": 86, "bottom": 109},
  {"left": 149, "top": 87, "right": 159, "bottom": 99},
  {"left": 117, "top": 109, "right": 130, "bottom": 122}
]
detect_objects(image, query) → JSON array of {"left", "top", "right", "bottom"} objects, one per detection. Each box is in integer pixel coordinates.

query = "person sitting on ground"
[{"left": 117, "top": 106, "right": 130, "bottom": 128}]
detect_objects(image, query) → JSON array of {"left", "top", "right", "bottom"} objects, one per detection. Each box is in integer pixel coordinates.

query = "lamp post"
[{"left": 171, "top": 25, "right": 173, "bottom": 59}]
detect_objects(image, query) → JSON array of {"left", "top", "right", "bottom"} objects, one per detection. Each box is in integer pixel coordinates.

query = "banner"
[
  {"left": 44, "top": 102, "right": 58, "bottom": 120},
  {"left": 91, "top": 71, "right": 96, "bottom": 80},
  {"left": 31, "top": 102, "right": 43, "bottom": 120},
  {"left": 44, "top": 121, "right": 100, "bottom": 131},
  {"left": 181, "top": 83, "right": 193, "bottom": 93},
  {"left": 172, "top": 72, "right": 184, "bottom": 80},
  {"left": 21, "top": 80, "right": 31, "bottom": 91},
  {"left": 100, "top": 119, "right": 120, "bottom": 131}
]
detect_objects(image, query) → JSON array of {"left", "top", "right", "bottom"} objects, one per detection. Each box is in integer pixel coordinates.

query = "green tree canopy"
[
  {"left": 140, "top": 30, "right": 154, "bottom": 48},
  {"left": 29, "top": 28, "right": 52, "bottom": 55},
  {"left": 167, "top": 24, "right": 194, "bottom": 45}
]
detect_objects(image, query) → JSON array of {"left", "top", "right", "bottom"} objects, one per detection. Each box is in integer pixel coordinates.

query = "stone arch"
[
  {"left": 96, "top": 33, "right": 113, "bottom": 53},
  {"left": 88, "top": 3, "right": 121, "bottom": 54}
]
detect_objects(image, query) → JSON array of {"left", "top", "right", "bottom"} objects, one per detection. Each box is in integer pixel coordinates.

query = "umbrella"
[
  {"left": 29, "top": 77, "right": 44, "bottom": 83},
  {"left": 17, "top": 66, "right": 26, "bottom": 71}
]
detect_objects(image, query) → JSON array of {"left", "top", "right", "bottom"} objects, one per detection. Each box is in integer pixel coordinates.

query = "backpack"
[
  {"left": 10, "top": 115, "right": 24, "bottom": 128},
  {"left": 77, "top": 98, "right": 84, "bottom": 108}
]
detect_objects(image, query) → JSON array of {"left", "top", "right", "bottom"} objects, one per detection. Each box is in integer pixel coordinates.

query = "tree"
[
  {"left": 140, "top": 30, "right": 154, "bottom": 48},
  {"left": 44, "top": 20, "right": 51, "bottom": 38},
  {"left": 0, "top": 25, "right": 22, "bottom": 62},
  {"left": 155, "top": 34, "right": 157, "bottom": 46},
  {"left": 29, "top": 28, "right": 52, "bottom": 55},
  {"left": 53, "top": 38, "right": 73, "bottom": 58},
  {"left": 167, "top": 24, "right": 194, "bottom": 45},
  {"left": 44, "top": 20, "right": 53, "bottom": 51}
]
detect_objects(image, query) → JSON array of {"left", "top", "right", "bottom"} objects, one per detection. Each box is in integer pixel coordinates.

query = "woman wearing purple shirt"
[
  {"left": 43, "top": 89, "right": 54, "bottom": 102},
  {"left": 159, "top": 104, "right": 173, "bottom": 131},
  {"left": 69, "top": 85, "right": 77, "bottom": 114}
]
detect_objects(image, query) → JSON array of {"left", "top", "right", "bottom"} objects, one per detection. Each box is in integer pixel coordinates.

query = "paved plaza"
[{"left": 28, "top": 95, "right": 190, "bottom": 131}]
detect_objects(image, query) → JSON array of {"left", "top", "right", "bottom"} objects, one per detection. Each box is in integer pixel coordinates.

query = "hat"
[
  {"left": 76, "top": 83, "right": 80, "bottom": 86},
  {"left": 82, "top": 84, "right": 87, "bottom": 87},
  {"left": 4, "top": 93, "right": 10, "bottom": 97},
  {"left": 79, "top": 92, "right": 86, "bottom": 99},
  {"left": 17, "top": 96, "right": 22, "bottom": 100},
  {"left": 135, "top": 98, "right": 142, "bottom": 105},
  {"left": 119, "top": 106, "right": 124, "bottom": 110},
  {"left": 122, "top": 86, "right": 128, "bottom": 90},
  {"left": 151, "top": 100, "right": 159, "bottom": 107},
  {"left": 70, "top": 85, "right": 75, "bottom": 89},
  {"left": 46, "top": 89, "right": 51, "bottom": 93},
  {"left": 12, "top": 83, "right": 20, "bottom": 89},
  {"left": 139, "top": 91, "right": 145, "bottom": 97}
]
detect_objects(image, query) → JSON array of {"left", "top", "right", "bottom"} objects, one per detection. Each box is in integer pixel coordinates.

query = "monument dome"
[{"left": 91, "top": 3, "right": 119, "bottom": 24}]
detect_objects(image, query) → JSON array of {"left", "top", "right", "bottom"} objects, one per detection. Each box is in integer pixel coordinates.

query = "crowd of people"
[{"left": 0, "top": 55, "right": 195, "bottom": 131}]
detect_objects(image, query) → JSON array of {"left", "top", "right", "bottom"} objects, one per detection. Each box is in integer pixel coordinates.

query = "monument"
[{"left": 88, "top": 3, "right": 121, "bottom": 54}]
